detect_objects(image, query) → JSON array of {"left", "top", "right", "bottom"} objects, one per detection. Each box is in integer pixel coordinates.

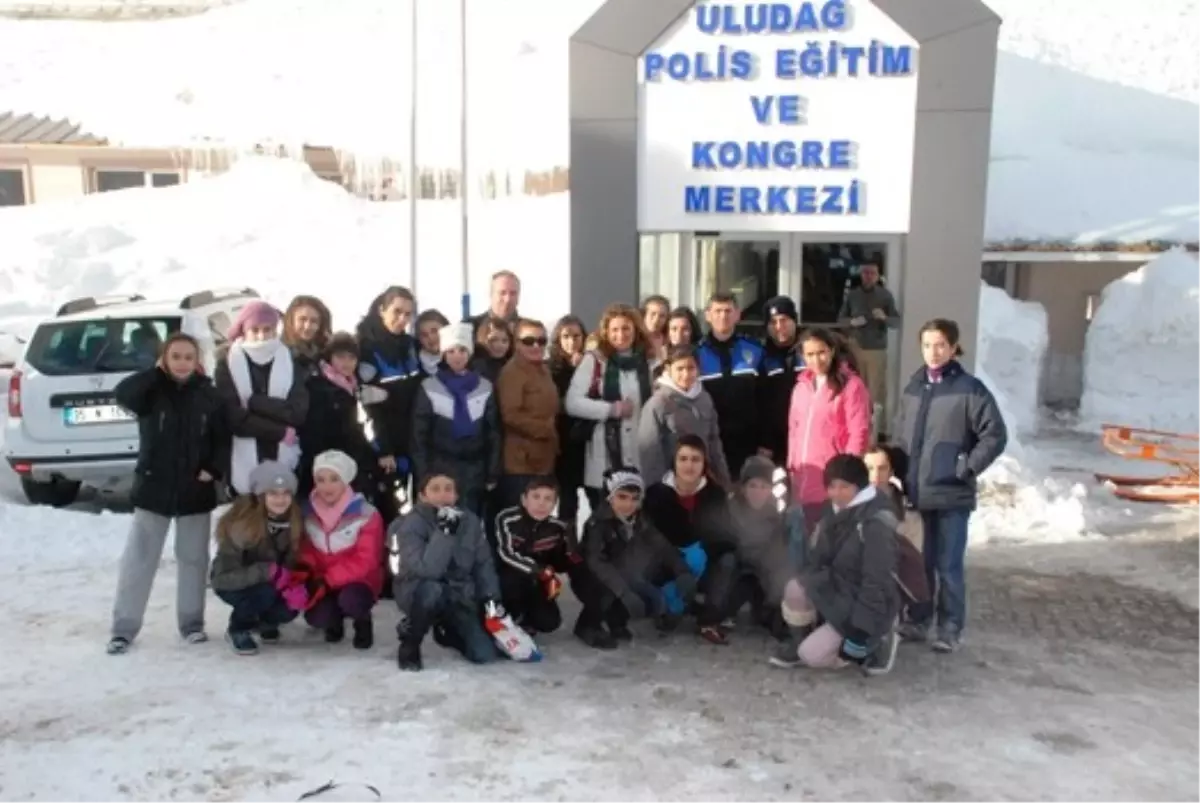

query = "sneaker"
[
  {"left": 225, "top": 630, "right": 259, "bottom": 656},
  {"left": 698, "top": 625, "right": 729, "bottom": 646},
  {"left": 897, "top": 621, "right": 929, "bottom": 643},
  {"left": 609, "top": 624, "right": 634, "bottom": 643},
  {"left": 931, "top": 629, "right": 961, "bottom": 654},
  {"left": 397, "top": 639, "right": 423, "bottom": 672},
  {"left": 352, "top": 619, "right": 374, "bottom": 650},
  {"left": 720, "top": 616, "right": 737, "bottom": 630},
  {"left": 574, "top": 624, "right": 618, "bottom": 650},
  {"left": 106, "top": 637, "right": 131, "bottom": 655},
  {"left": 864, "top": 630, "right": 900, "bottom": 676},
  {"left": 768, "top": 638, "right": 803, "bottom": 668},
  {"left": 324, "top": 623, "right": 345, "bottom": 644},
  {"left": 259, "top": 627, "right": 281, "bottom": 644},
  {"left": 183, "top": 631, "right": 208, "bottom": 645},
  {"left": 655, "top": 613, "right": 681, "bottom": 634}
]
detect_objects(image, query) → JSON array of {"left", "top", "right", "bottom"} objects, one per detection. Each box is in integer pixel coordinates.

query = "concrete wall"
[
  {"left": 1013, "top": 259, "right": 1143, "bottom": 407},
  {"left": 570, "top": 0, "right": 1001, "bottom": 383}
]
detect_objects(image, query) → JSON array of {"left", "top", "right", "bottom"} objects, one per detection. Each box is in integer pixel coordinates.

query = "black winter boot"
[
  {"left": 352, "top": 618, "right": 374, "bottom": 650},
  {"left": 324, "top": 623, "right": 345, "bottom": 644},
  {"left": 397, "top": 639, "right": 423, "bottom": 671}
]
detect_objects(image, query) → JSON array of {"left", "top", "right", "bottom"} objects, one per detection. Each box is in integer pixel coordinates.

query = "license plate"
[{"left": 63, "top": 405, "right": 134, "bottom": 426}]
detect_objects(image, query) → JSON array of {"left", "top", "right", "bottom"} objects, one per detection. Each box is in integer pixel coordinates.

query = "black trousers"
[{"left": 499, "top": 552, "right": 606, "bottom": 634}]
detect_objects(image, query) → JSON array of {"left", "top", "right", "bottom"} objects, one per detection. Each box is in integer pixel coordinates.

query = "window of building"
[
  {"left": 439, "top": 169, "right": 460, "bottom": 199},
  {"left": 418, "top": 169, "right": 438, "bottom": 200},
  {"left": 0, "top": 167, "right": 27, "bottom": 206},
  {"left": 92, "top": 169, "right": 183, "bottom": 193}
]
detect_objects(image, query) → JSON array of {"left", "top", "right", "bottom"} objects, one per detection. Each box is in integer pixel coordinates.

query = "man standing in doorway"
[
  {"left": 467, "top": 270, "right": 521, "bottom": 338},
  {"left": 838, "top": 261, "right": 901, "bottom": 434},
  {"left": 695, "top": 291, "right": 763, "bottom": 479}
]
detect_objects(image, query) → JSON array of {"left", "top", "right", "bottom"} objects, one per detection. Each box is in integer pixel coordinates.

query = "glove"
[
  {"left": 538, "top": 566, "right": 563, "bottom": 601},
  {"left": 283, "top": 427, "right": 299, "bottom": 446},
  {"left": 674, "top": 573, "right": 698, "bottom": 605},
  {"left": 619, "top": 592, "right": 646, "bottom": 620},
  {"left": 838, "top": 628, "right": 872, "bottom": 664},
  {"left": 436, "top": 506, "right": 462, "bottom": 536},
  {"left": 281, "top": 583, "right": 309, "bottom": 612},
  {"left": 272, "top": 566, "right": 294, "bottom": 592},
  {"left": 483, "top": 599, "right": 507, "bottom": 620}
]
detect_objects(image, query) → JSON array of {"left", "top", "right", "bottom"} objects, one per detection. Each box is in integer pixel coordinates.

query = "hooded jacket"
[
  {"left": 800, "top": 486, "right": 899, "bottom": 645},
  {"left": 786, "top": 368, "right": 871, "bottom": 506},
  {"left": 389, "top": 502, "right": 501, "bottom": 611},
  {"left": 355, "top": 314, "right": 422, "bottom": 465},
  {"left": 300, "top": 493, "right": 386, "bottom": 597},
  {"left": 637, "top": 376, "right": 731, "bottom": 487},
  {"left": 581, "top": 502, "right": 689, "bottom": 601},
  {"left": 728, "top": 496, "right": 792, "bottom": 605}
]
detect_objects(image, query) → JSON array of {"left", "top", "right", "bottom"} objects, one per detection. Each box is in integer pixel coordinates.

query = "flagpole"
[
  {"left": 408, "top": 0, "right": 420, "bottom": 302},
  {"left": 459, "top": 0, "right": 471, "bottom": 321}
]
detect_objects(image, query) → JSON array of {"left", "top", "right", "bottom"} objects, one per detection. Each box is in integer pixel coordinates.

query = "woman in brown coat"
[{"left": 496, "top": 318, "right": 561, "bottom": 509}]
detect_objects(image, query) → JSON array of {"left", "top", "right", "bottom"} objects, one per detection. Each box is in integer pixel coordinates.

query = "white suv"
[{"left": 4, "top": 288, "right": 259, "bottom": 507}]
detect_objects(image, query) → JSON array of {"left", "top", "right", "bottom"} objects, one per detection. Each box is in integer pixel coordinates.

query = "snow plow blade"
[{"left": 1095, "top": 425, "right": 1199, "bottom": 504}]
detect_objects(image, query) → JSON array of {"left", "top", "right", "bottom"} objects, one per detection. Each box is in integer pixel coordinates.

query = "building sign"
[{"left": 637, "top": 1, "right": 919, "bottom": 233}]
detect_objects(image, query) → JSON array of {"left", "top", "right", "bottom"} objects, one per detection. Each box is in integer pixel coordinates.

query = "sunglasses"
[{"left": 519, "top": 336, "right": 548, "bottom": 347}]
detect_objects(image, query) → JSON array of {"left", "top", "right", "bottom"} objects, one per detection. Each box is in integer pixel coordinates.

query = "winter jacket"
[
  {"left": 891, "top": 360, "right": 1008, "bottom": 511},
  {"left": 410, "top": 373, "right": 502, "bottom": 497},
  {"left": 581, "top": 502, "right": 689, "bottom": 600},
  {"left": 298, "top": 369, "right": 376, "bottom": 498},
  {"left": 837, "top": 285, "right": 901, "bottom": 352},
  {"left": 390, "top": 502, "right": 501, "bottom": 611},
  {"left": 758, "top": 338, "right": 803, "bottom": 461},
  {"left": 786, "top": 369, "right": 871, "bottom": 506},
  {"left": 493, "top": 505, "right": 573, "bottom": 576},
  {"left": 728, "top": 497, "right": 792, "bottom": 605},
  {"left": 565, "top": 350, "right": 651, "bottom": 489},
  {"left": 300, "top": 494, "right": 386, "bottom": 597},
  {"left": 637, "top": 378, "right": 731, "bottom": 487},
  {"left": 214, "top": 340, "right": 308, "bottom": 494},
  {"left": 496, "top": 357, "right": 560, "bottom": 475},
  {"left": 695, "top": 333, "right": 763, "bottom": 471},
  {"left": 356, "top": 315, "right": 422, "bottom": 467},
  {"left": 210, "top": 515, "right": 297, "bottom": 592},
  {"left": 642, "top": 475, "right": 736, "bottom": 556},
  {"left": 114, "top": 367, "right": 228, "bottom": 517},
  {"left": 799, "top": 487, "right": 899, "bottom": 645}
]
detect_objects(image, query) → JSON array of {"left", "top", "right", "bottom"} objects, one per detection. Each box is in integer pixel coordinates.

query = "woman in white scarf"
[{"left": 214, "top": 300, "right": 309, "bottom": 496}]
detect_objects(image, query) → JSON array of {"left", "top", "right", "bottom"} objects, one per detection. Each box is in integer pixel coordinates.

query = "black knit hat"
[
  {"left": 823, "top": 454, "right": 870, "bottom": 490},
  {"left": 764, "top": 296, "right": 798, "bottom": 323}
]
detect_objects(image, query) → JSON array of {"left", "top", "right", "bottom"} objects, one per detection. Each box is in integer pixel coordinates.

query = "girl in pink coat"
[{"left": 787, "top": 328, "right": 872, "bottom": 531}]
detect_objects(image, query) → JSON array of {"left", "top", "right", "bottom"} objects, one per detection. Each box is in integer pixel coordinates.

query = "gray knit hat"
[
  {"left": 739, "top": 455, "right": 776, "bottom": 485},
  {"left": 249, "top": 460, "right": 298, "bottom": 496}
]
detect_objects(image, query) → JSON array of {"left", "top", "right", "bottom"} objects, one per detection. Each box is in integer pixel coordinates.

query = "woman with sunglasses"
[{"left": 496, "top": 319, "right": 561, "bottom": 509}]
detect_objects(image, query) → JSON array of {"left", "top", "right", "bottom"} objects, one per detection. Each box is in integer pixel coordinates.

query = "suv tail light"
[{"left": 7, "top": 369, "right": 21, "bottom": 418}]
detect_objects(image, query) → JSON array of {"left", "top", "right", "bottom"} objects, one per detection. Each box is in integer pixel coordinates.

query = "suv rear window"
[{"left": 25, "top": 316, "right": 182, "bottom": 376}]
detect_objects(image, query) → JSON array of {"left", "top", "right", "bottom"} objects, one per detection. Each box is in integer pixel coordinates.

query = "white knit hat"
[
  {"left": 439, "top": 322, "right": 475, "bottom": 355},
  {"left": 313, "top": 449, "right": 357, "bottom": 485}
]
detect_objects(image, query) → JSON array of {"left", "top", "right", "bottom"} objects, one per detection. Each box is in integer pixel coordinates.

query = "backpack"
[{"left": 858, "top": 510, "right": 931, "bottom": 607}]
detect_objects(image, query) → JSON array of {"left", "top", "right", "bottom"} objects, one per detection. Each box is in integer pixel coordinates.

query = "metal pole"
[
  {"left": 408, "top": 0, "right": 420, "bottom": 303},
  {"left": 459, "top": 0, "right": 471, "bottom": 321}
]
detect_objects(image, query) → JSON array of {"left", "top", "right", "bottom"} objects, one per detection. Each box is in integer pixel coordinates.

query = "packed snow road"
[{"left": 0, "top": 501, "right": 1195, "bottom": 801}]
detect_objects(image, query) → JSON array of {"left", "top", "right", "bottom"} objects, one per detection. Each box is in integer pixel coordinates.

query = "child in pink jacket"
[{"left": 787, "top": 329, "right": 871, "bottom": 531}]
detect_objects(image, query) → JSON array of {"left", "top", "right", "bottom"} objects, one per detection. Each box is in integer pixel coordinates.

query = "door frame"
[{"left": 685, "top": 231, "right": 800, "bottom": 320}]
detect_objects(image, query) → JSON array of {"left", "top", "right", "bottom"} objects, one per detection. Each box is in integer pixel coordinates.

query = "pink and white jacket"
[
  {"left": 300, "top": 490, "right": 385, "bottom": 597},
  {"left": 786, "top": 369, "right": 871, "bottom": 506}
]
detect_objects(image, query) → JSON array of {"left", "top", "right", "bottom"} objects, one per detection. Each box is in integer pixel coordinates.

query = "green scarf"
[{"left": 603, "top": 349, "right": 650, "bottom": 404}]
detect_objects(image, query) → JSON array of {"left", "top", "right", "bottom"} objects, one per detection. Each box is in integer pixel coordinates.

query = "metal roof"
[{"left": 0, "top": 112, "right": 105, "bottom": 145}]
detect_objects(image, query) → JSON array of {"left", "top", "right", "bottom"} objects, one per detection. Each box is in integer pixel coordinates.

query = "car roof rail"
[
  {"left": 180, "top": 287, "right": 260, "bottom": 310},
  {"left": 55, "top": 294, "right": 147, "bottom": 316}
]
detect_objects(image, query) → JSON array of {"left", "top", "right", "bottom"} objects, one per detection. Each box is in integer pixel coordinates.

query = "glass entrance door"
[{"left": 691, "top": 234, "right": 798, "bottom": 334}]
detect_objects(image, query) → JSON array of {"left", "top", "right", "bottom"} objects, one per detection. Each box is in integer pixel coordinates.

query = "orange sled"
[{"left": 1094, "top": 425, "right": 1200, "bottom": 503}]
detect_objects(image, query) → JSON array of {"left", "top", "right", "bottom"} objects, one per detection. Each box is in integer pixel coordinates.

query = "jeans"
[
  {"left": 216, "top": 583, "right": 298, "bottom": 633},
  {"left": 403, "top": 580, "right": 497, "bottom": 664},
  {"left": 915, "top": 509, "right": 971, "bottom": 634},
  {"left": 662, "top": 542, "right": 708, "bottom": 616},
  {"left": 784, "top": 506, "right": 808, "bottom": 570},
  {"left": 304, "top": 583, "right": 377, "bottom": 628}
]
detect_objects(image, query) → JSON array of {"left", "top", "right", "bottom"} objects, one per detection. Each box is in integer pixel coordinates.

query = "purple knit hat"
[{"left": 227, "top": 300, "right": 281, "bottom": 341}]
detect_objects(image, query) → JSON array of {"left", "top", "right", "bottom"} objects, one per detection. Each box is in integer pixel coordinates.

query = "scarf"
[
  {"left": 226, "top": 337, "right": 298, "bottom": 495},
  {"left": 438, "top": 368, "right": 481, "bottom": 439},
  {"left": 602, "top": 349, "right": 651, "bottom": 403},
  {"left": 419, "top": 350, "right": 441, "bottom": 376},
  {"left": 309, "top": 487, "right": 356, "bottom": 532},
  {"left": 320, "top": 360, "right": 357, "bottom": 395}
]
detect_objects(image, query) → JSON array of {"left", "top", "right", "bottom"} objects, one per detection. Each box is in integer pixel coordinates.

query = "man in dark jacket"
[
  {"left": 891, "top": 352, "right": 1007, "bottom": 652},
  {"left": 581, "top": 468, "right": 697, "bottom": 644},
  {"left": 390, "top": 471, "right": 503, "bottom": 671},
  {"left": 758, "top": 295, "right": 802, "bottom": 466},
  {"left": 494, "top": 477, "right": 610, "bottom": 648},
  {"left": 696, "top": 291, "right": 763, "bottom": 478},
  {"left": 838, "top": 261, "right": 901, "bottom": 429},
  {"left": 465, "top": 270, "right": 521, "bottom": 338},
  {"left": 771, "top": 454, "right": 900, "bottom": 676}
]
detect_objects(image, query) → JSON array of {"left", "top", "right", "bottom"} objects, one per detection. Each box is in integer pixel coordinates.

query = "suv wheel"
[{"left": 20, "top": 477, "right": 82, "bottom": 508}]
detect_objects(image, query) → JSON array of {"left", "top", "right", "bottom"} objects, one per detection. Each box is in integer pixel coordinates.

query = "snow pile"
[
  {"left": 0, "top": 156, "right": 570, "bottom": 337},
  {"left": 1079, "top": 249, "right": 1200, "bottom": 433},
  {"left": 0, "top": 501, "right": 129, "bottom": 573},
  {"left": 976, "top": 283, "right": 1048, "bottom": 437}
]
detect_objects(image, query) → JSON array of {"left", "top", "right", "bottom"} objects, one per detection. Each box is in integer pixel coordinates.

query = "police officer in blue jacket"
[{"left": 695, "top": 291, "right": 764, "bottom": 479}]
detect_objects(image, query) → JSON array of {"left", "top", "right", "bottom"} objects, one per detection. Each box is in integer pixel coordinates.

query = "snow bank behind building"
[{"left": 1079, "top": 249, "right": 1200, "bottom": 434}]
